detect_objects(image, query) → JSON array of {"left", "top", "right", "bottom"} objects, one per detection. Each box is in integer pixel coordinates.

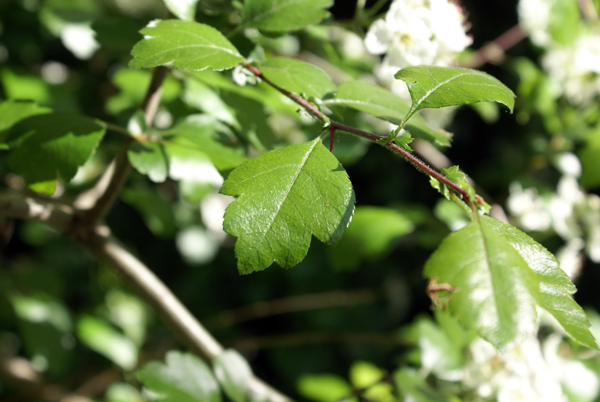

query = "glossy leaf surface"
[
  {"left": 221, "top": 138, "right": 355, "bottom": 274},
  {"left": 241, "top": 0, "right": 332, "bottom": 33},
  {"left": 261, "top": 57, "right": 336, "bottom": 99},
  {"left": 485, "top": 217, "right": 598, "bottom": 349},
  {"left": 424, "top": 215, "right": 539, "bottom": 351},
  {"left": 324, "top": 80, "right": 451, "bottom": 147},
  {"left": 425, "top": 215, "right": 598, "bottom": 350},
  {"left": 129, "top": 20, "right": 244, "bottom": 71},
  {"left": 137, "top": 351, "right": 221, "bottom": 402},
  {"left": 395, "top": 66, "right": 516, "bottom": 122}
]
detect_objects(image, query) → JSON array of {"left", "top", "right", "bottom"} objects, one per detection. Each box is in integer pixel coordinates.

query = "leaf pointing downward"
[
  {"left": 221, "top": 138, "right": 355, "bottom": 274},
  {"left": 425, "top": 215, "right": 597, "bottom": 351}
]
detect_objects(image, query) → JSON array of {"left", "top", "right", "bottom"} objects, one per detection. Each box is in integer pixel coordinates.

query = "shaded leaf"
[
  {"left": 242, "top": 0, "right": 333, "bottom": 33},
  {"left": 484, "top": 217, "right": 598, "bottom": 350},
  {"left": 129, "top": 20, "right": 245, "bottom": 71},
  {"left": 137, "top": 351, "right": 221, "bottom": 402},
  {"left": 0, "top": 100, "right": 51, "bottom": 139},
  {"left": 328, "top": 206, "right": 413, "bottom": 271},
  {"left": 213, "top": 349, "right": 252, "bottom": 402},
  {"left": 221, "top": 138, "right": 355, "bottom": 274},
  {"left": 261, "top": 57, "right": 336, "bottom": 99},
  {"left": 5, "top": 113, "right": 105, "bottom": 194},
  {"left": 424, "top": 215, "right": 539, "bottom": 351},
  {"left": 163, "top": 0, "right": 198, "bottom": 21},
  {"left": 324, "top": 80, "right": 451, "bottom": 147},
  {"left": 128, "top": 142, "right": 169, "bottom": 183},
  {"left": 395, "top": 66, "right": 515, "bottom": 123}
]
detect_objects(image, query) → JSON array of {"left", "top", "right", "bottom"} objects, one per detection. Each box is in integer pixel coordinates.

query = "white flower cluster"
[
  {"left": 518, "top": 0, "right": 600, "bottom": 105},
  {"left": 462, "top": 335, "right": 599, "bottom": 402},
  {"left": 507, "top": 153, "right": 600, "bottom": 278},
  {"left": 542, "top": 33, "right": 600, "bottom": 105},
  {"left": 364, "top": 0, "right": 472, "bottom": 96}
]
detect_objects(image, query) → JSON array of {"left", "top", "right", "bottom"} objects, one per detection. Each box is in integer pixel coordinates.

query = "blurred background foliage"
[{"left": 2, "top": 0, "right": 600, "bottom": 401}]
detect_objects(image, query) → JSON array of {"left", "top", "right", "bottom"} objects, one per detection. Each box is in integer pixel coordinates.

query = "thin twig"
[
  {"left": 208, "top": 288, "right": 378, "bottom": 328},
  {"left": 229, "top": 331, "right": 407, "bottom": 352},
  {"left": 461, "top": 24, "right": 527, "bottom": 68},
  {"left": 0, "top": 191, "right": 292, "bottom": 402},
  {"left": 244, "top": 63, "right": 478, "bottom": 203},
  {"left": 76, "top": 66, "right": 169, "bottom": 228}
]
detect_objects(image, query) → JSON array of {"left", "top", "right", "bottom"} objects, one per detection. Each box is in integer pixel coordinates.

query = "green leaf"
[
  {"left": 213, "top": 349, "right": 253, "bottom": 402},
  {"left": 297, "top": 374, "right": 352, "bottom": 402},
  {"left": 129, "top": 20, "right": 245, "bottom": 71},
  {"left": 0, "top": 100, "right": 51, "bottom": 139},
  {"left": 221, "top": 138, "right": 355, "bottom": 274},
  {"left": 328, "top": 206, "right": 413, "bottom": 271},
  {"left": 424, "top": 215, "right": 539, "bottom": 351},
  {"left": 394, "top": 66, "right": 516, "bottom": 123},
  {"left": 163, "top": 0, "right": 199, "bottom": 21},
  {"left": 5, "top": 113, "right": 105, "bottom": 194},
  {"left": 128, "top": 142, "right": 170, "bottom": 183},
  {"left": 394, "top": 368, "right": 449, "bottom": 402},
  {"left": 241, "top": 0, "right": 333, "bottom": 33},
  {"left": 168, "top": 114, "right": 247, "bottom": 175},
  {"left": 137, "top": 351, "right": 221, "bottom": 402},
  {"left": 323, "top": 80, "right": 451, "bottom": 147},
  {"left": 261, "top": 57, "right": 336, "bottom": 99},
  {"left": 121, "top": 186, "right": 177, "bottom": 237},
  {"left": 484, "top": 217, "right": 598, "bottom": 350},
  {"left": 425, "top": 215, "right": 598, "bottom": 351},
  {"left": 77, "top": 315, "right": 138, "bottom": 370}
]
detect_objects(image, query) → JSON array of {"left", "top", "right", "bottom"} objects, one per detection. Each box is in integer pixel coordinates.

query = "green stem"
[{"left": 368, "top": 0, "right": 390, "bottom": 17}]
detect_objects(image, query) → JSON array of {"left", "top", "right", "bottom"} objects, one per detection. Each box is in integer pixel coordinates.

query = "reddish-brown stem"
[
  {"left": 461, "top": 24, "right": 527, "bottom": 68},
  {"left": 243, "top": 63, "right": 478, "bottom": 203},
  {"left": 330, "top": 124, "right": 335, "bottom": 151}
]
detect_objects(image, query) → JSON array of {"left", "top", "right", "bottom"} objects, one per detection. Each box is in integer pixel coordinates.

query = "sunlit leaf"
[
  {"left": 213, "top": 349, "right": 253, "bottom": 402},
  {"left": 221, "top": 138, "right": 355, "bottom": 274},
  {"left": 485, "top": 217, "right": 598, "bottom": 350},
  {"left": 77, "top": 315, "right": 138, "bottom": 370},
  {"left": 261, "top": 57, "right": 336, "bottom": 99},
  {"left": 424, "top": 216, "right": 539, "bottom": 351},
  {"left": 395, "top": 66, "right": 515, "bottom": 123},
  {"left": 241, "top": 0, "right": 333, "bottom": 33},
  {"left": 163, "top": 0, "right": 199, "bottom": 21},
  {"left": 324, "top": 80, "right": 451, "bottom": 147},
  {"left": 137, "top": 351, "right": 221, "bottom": 402},
  {"left": 297, "top": 374, "right": 352, "bottom": 402},
  {"left": 130, "top": 20, "right": 245, "bottom": 71}
]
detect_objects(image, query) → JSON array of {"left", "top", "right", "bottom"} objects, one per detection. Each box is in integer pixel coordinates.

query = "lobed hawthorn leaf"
[
  {"left": 0, "top": 100, "right": 51, "bottom": 140},
  {"left": 241, "top": 0, "right": 333, "bottom": 33},
  {"left": 213, "top": 349, "right": 253, "bottom": 402},
  {"left": 395, "top": 65, "right": 516, "bottom": 123},
  {"left": 129, "top": 20, "right": 245, "bottom": 71},
  {"left": 221, "top": 138, "right": 355, "bottom": 274},
  {"left": 4, "top": 113, "right": 105, "bottom": 194},
  {"left": 261, "top": 57, "right": 336, "bottom": 99},
  {"left": 163, "top": 0, "right": 199, "bottom": 21},
  {"left": 323, "top": 80, "right": 451, "bottom": 147},
  {"left": 424, "top": 215, "right": 598, "bottom": 351},
  {"left": 137, "top": 351, "right": 221, "bottom": 402},
  {"left": 485, "top": 217, "right": 598, "bottom": 350}
]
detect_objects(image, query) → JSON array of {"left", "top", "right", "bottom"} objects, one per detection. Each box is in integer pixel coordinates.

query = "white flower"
[
  {"left": 518, "top": 0, "right": 553, "bottom": 47},
  {"left": 543, "top": 32, "right": 600, "bottom": 105},
  {"left": 365, "top": 0, "right": 471, "bottom": 86},
  {"left": 507, "top": 182, "right": 552, "bottom": 232}
]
